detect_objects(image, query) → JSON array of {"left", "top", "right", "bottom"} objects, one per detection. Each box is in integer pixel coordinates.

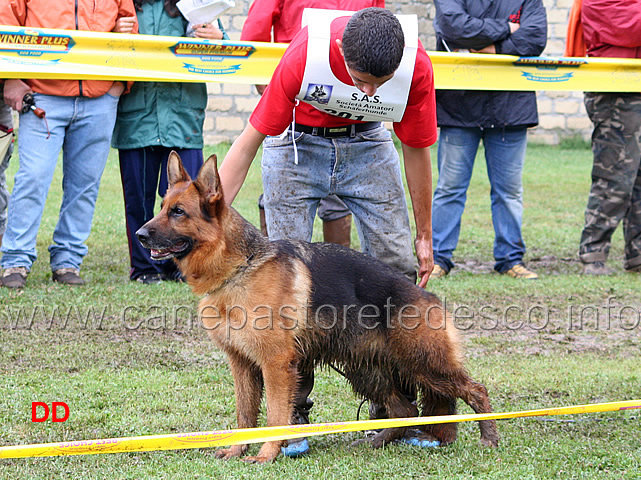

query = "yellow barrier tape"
[
  {"left": 0, "top": 25, "right": 284, "bottom": 85},
  {"left": 2, "top": 25, "right": 641, "bottom": 91},
  {"left": 1, "top": 399, "right": 639, "bottom": 459}
]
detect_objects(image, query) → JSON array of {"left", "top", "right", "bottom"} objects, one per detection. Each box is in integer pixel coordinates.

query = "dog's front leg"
[
  {"left": 242, "top": 354, "right": 297, "bottom": 464},
  {"left": 214, "top": 351, "right": 263, "bottom": 461}
]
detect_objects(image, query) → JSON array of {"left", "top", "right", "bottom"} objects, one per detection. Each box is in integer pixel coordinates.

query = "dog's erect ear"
[
  {"left": 167, "top": 150, "right": 192, "bottom": 188},
  {"left": 195, "top": 154, "right": 224, "bottom": 213}
]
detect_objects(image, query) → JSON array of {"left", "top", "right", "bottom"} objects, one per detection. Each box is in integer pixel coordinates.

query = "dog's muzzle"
[{"left": 136, "top": 226, "right": 192, "bottom": 261}]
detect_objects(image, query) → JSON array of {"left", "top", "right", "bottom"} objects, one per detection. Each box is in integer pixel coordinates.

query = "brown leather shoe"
[
  {"left": 52, "top": 268, "right": 85, "bottom": 286},
  {"left": 503, "top": 263, "right": 538, "bottom": 279},
  {"left": 582, "top": 261, "right": 611, "bottom": 276},
  {"left": 429, "top": 264, "right": 449, "bottom": 280},
  {"left": 1, "top": 266, "right": 28, "bottom": 289}
]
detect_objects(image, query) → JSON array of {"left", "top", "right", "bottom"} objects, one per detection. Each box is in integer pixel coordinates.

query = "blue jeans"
[
  {"left": 261, "top": 125, "right": 416, "bottom": 281},
  {"left": 432, "top": 126, "right": 528, "bottom": 273},
  {"left": 1, "top": 93, "right": 118, "bottom": 271}
]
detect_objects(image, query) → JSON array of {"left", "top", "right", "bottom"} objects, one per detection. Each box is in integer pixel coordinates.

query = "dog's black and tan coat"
[{"left": 137, "top": 152, "right": 499, "bottom": 463}]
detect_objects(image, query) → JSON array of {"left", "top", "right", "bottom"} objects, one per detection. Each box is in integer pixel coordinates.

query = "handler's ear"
[{"left": 167, "top": 150, "right": 192, "bottom": 188}]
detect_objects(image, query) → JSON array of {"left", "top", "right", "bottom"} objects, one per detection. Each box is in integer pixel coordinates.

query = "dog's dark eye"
[{"left": 170, "top": 206, "right": 185, "bottom": 217}]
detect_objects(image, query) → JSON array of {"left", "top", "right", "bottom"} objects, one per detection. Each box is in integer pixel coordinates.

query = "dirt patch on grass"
[{"left": 452, "top": 255, "right": 582, "bottom": 276}]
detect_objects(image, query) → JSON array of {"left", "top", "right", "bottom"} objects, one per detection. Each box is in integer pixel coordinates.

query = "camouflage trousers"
[{"left": 579, "top": 92, "right": 641, "bottom": 270}]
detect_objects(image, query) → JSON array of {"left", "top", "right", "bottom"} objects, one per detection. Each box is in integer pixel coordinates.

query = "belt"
[{"left": 292, "top": 122, "right": 380, "bottom": 138}]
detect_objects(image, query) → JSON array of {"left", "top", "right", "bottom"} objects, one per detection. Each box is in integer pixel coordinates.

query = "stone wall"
[{"left": 205, "top": 0, "right": 589, "bottom": 145}]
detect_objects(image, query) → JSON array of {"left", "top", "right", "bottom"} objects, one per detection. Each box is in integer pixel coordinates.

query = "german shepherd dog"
[{"left": 137, "top": 152, "right": 499, "bottom": 463}]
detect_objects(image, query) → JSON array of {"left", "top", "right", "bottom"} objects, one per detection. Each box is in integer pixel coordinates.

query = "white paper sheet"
[{"left": 176, "top": 0, "right": 235, "bottom": 25}]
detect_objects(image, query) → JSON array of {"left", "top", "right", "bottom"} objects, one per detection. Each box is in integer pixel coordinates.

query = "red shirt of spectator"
[{"left": 240, "top": 0, "right": 385, "bottom": 44}]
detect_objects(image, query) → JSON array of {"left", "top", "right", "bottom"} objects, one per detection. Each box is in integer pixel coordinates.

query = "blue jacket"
[
  {"left": 433, "top": 0, "right": 547, "bottom": 128},
  {"left": 112, "top": 1, "right": 226, "bottom": 149}
]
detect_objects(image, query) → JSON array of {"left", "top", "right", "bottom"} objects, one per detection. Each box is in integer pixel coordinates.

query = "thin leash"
[{"left": 327, "top": 363, "right": 369, "bottom": 421}]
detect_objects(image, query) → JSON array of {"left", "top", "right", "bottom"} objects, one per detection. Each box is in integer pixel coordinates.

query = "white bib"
[{"left": 297, "top": 8, "right": 417, "bottom": 123}]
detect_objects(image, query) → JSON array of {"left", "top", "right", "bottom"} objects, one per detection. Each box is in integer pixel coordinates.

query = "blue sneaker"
[
  {"left": 398, "top": 428, "right": 441, "bottom": 448},
  {"left": 281, "top": 437, "right": 310, "bottom": 457},
  {"left": 399, "top": 436, "right": 441, "bottom": 448}
]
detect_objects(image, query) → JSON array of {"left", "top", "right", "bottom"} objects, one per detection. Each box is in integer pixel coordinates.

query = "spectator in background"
[
  {"left": 112, "top": 0, "right": 226, "bottom": 284},
  {"left": 429, "top": 0, "right": 547, "bottom": 281},
  {"left": 576, "top": 0, "right": 641, "bottom": 275},
  {"left": 240, "top": 0, "right": 385, "bottom": 247},
  {"left": 0, "top": 97, "right": 13, "bottom": 249},
  {"left": 0, "top": 0, "right": 137, "bottom": 289}
]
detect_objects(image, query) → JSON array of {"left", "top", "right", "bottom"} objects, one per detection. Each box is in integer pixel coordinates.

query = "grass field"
[{"left": 0, "top": 139, "right": 639, "bottom": 479}]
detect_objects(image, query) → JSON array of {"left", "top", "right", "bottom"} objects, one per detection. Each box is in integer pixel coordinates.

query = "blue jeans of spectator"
[
  {"left": 432, "top": 126, "right": 528, "bottom": 274},
  {"left": 118, "top": 147, "right": 203, "bottom": 280},
  {"left": 261, "top": 125, "right": 416, "bottom": 282},
  {"left": 1, "top": 93, "right": 118, "bottom": 272}
]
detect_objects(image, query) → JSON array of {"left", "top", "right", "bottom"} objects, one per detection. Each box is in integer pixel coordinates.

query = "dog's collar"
[{"left": 203, "top": 253, "right": 255, "bottom": 297}]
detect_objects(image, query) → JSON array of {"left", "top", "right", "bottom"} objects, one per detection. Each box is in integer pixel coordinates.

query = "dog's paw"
[
  {"left": 350, "top": 434, "right": 386, "bottom": 449},
  {"left": 214, "top": 445, "right": 246, "bottom": 460},
  {"left": 349, "top": 437, "right": 372, "bottom": 448},
  {"left": 480, "top": 435, "right": 499, "bottom": 448},
  {"left": 427, "top": 424, "right": 457, "bottom": 446},
  {"left": 242, "top": 442, "right": 282, "bottom": 463}
]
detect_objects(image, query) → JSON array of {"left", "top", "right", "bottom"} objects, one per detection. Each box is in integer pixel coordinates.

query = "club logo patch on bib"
[{"left": 302, "top": 84, "right": 333, "bottom": 105}]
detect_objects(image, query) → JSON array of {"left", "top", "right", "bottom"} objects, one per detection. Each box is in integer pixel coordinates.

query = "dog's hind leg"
[
  {"left": 421, "top": 372, "right": 499, "bottom": 448},
  {"left": 214, "top": 352, "right": 263, "bottom": 461},
  {"left": 420, "top": 389, "right": 458, "bottom": 445},
  {"left": 354, "top": 389, "right": 419, "bottom": 448},
  {"left": 455, "top": 377, "right": 499, "bottom": 447}
]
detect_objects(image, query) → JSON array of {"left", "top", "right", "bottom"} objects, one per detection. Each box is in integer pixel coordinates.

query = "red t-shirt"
[
  {"left": 582, "top": 0, "right": 641, "bottom": 59},
  {"left": 240, "top": 0, "right": 385, "bottom": 43},
  {"left": 249, "top": 16, "right": 438, "bottom": 149}
]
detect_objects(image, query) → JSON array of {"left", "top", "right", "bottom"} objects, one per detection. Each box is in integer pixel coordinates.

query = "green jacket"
[{"left": 112, "top": 1, "right": 227, "bottom": 149}]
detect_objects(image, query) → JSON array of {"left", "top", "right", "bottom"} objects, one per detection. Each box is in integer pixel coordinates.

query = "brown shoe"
[
  {"left": 52, "top": 268, "right": 85, "bottom": 285},
  {"left": 503, "top": 263, "right": 538, "bottom": 279},
  {"left": 582, "top": 261, "right": 611, "bottom": 276},
  {"left": 429, "top": 264, "right": 449, "bottom": 280},
  {"left": 1, "top": 266, "right": 29, "bottom": 289}
]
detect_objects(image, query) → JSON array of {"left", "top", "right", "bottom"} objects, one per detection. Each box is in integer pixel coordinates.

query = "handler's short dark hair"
[{"left": 341, "top": 8, "right": 405, "bottom": 78}]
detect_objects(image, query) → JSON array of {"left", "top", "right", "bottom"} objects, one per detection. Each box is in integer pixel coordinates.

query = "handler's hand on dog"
[
  {"left": 415, "top": 237, "right": 434, "bottom": 288},
  {"left": 192, "top": 23, "right": 224, "bottom": 40}
]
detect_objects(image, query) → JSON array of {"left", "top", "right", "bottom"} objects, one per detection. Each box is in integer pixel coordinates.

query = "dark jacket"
[{"left": 433, "top": 0, "right": 547, "bottom": 128}]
